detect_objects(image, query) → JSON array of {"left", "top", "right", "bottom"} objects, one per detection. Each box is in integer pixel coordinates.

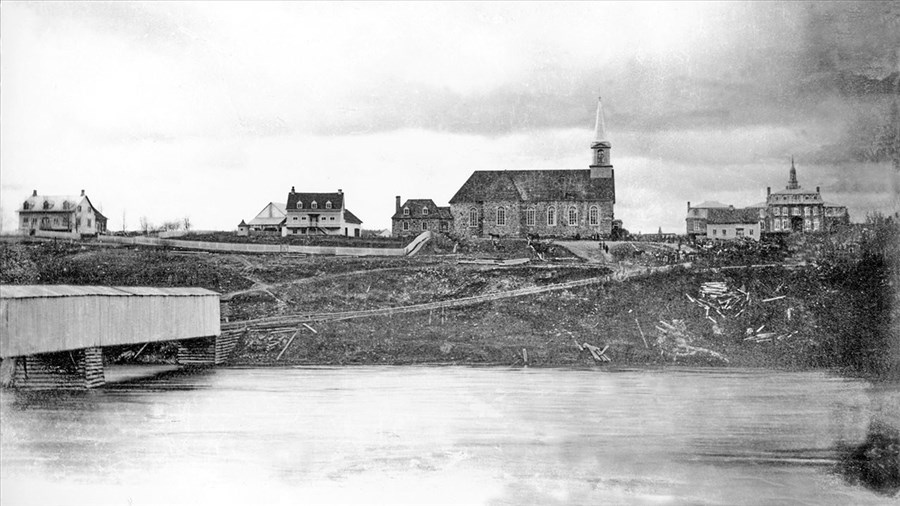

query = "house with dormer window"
[
  {"left": 391, "top": 196, "right": 453, "bottom": 237},
  {"left": 283, "top": 187, "right": 363, "bottom": 237},
  {"left": 18, "top": 189, "right": 107, "bottom": 235}
]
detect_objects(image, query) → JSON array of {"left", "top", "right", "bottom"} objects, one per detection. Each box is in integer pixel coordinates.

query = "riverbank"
[{"left": 1, "top": 233, "right": 896, "bottom": 377}]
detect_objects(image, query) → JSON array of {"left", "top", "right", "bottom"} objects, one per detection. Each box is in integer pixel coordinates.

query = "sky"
[{"left": 1, "top": 1, "right": 898, "bottom": 233}]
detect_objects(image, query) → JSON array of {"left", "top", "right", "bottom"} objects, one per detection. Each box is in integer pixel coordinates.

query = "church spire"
[
  {"left": 593, "top": 96, "right": 607, "bottom": 144},
  {"left": 787, "top": 156, "right": 799, "bottom": 189}
]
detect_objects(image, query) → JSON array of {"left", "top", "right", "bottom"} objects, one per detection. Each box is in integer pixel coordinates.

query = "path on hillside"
[{"left": 221, "top": 262, "right": 686, "bottom": 333}]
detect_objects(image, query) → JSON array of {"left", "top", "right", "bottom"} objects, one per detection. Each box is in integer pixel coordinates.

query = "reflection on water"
[{"left": 1, "top": 367, "right": 898, "bottom": 505}]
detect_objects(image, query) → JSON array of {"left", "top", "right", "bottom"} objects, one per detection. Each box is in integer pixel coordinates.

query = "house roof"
[
  {"left": 247, "top": 202, "right": 288, "bottom": 226},
  {"left": 449, "top": 169, "right": 614, "bottom": 204},
  {"left": 707, "top": 207, "right": 760, "bottom": 224},
  {"left": 343, "top": 209, "right": 363, "bottom": 225},
  {"left": 286, "top": 192, "right": 344, "bottom": 210},
  {"left": 392, "top": 199, "right": 453, "bottom": 219},
  {"left": 19, "top": 194, "right": 107, "bottom": 220},
  {"left": 747, "top": 202, "right": 768, "bottom": 209},
  {"left": 692, "top": 200, "right": 730, "bottom": 209}
]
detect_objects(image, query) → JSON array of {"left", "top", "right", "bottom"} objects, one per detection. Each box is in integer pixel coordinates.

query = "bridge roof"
[{"left": 1, "top": 285, "right": 218, "bottom": 299}]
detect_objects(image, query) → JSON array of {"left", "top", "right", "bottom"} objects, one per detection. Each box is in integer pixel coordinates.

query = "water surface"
[{"left": 1, "top": 366, "right": 896, "bottom": 505}]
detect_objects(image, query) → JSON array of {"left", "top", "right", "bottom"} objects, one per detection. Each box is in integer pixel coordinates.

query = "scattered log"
[
  {"left": 761, "top": 295, "right": 786, "bottom": 303},
  {"left": 276, "top": 328, "right": 301, "bottom": 360},
  {"left": 635, "top": 318, "right": 648, "bottom": 348},
  {"left": 302, "top": 323, "right": 318, "bottom": 334}
]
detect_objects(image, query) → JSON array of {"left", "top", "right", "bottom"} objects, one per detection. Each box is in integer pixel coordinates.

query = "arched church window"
[
  {"left": 468, "top": 208, "right": 478, "bottom": 227},
  {"left": 547, "top": 207, "right": 556, "bottom": 226},
  {"left": 589, "top": 206, "right": 599, "bottom": 226},
  {"left": 568, "top": 207, "right": 578, "bottom": 226}
]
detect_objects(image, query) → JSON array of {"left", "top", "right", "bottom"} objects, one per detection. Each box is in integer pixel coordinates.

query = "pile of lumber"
[
  {"left": 655, "top": 319, "right": 729, "bottom": 363},
  {"left": 685, "top": 281, "right": 750, "bottom": 324},
  {"left": 743, "top": 327, "right": 798, "bottom": 344}
]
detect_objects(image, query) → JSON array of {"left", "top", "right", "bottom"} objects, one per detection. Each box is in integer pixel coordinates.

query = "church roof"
[
  {"left": 392, "top": 199, "right": 452, "bottom": 219},
  {"left": 593, "top": 96, "right": 608, "bottom": 145},
  {"left": 449, "top": 169, "right": 615, "bottom": 204}
]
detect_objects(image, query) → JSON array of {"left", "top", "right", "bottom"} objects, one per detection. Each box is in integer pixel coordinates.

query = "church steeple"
[
  {"left": 590, "top": 96, "right": 612, "bottom": 178},
  {"left": 787, "top": 156, "right": 800, "bottom": 190}
]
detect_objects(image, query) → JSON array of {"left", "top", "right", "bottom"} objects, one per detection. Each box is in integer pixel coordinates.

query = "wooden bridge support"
[
  {"left": 9, "top": 347, "right": 105, "bottom": 390},
  {"left": 176, "top": 334, "right": 239, "bottom": 366}
]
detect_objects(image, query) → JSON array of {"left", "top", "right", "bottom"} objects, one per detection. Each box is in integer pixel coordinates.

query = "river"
[{"left": 1, "top": 366, "right": 897, "bottom": 505}]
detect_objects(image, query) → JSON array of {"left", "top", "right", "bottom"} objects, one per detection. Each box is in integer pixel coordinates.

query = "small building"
[
  {"left": 391, "top": 197, "right": 453, "bottom": 237},
  {"left": 706, "top": 207, "right": 761, "bottom": 241},
  {"left": 685, "top": 201, "right": 730, "bottom": 239},
  {"left": 449, "top": 97, "right": 616, "bottom": 239},
  {"left": 17, "top": 189, "right": 107, "bottom": 236},
  {"left": 283, "top": 187, "right": 363, "bottom": 237},
  {"left": 246, "top": 202, "right": 286, "bottom": 233},
  {"left": 237, "top": 220, "right": 250, "bottom": 237}
]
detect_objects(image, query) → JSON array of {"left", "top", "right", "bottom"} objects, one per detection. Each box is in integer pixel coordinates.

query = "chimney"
[
  {"left": 816, "top": 186, "right": 820, "bottom": 193},
  {"left": 767, "top": 187, "right": 771, "bottom": 196},
  {"left": 291, "top": 186, "right": 295, "bottom": 193},
  {"left": 32, "top": 189, "right": 37, "bottom": 197},
  {"left": 687, "top": 201, "right": 691, "bottom": 211},
  {"left": 396, "top": 196, "right": 401, "bottom": 214},
  {"left": 338, "top": 189, "right": 343, "bottom": 193},
  {"left": 81, "top": 189, "right": 85, "bottom": 196}
]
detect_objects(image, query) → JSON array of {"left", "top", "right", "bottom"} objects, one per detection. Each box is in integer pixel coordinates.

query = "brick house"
[
  {"left": 391, "top": 197, "right": 452, "bottom": 237},
  {"left": 448, "top": 97, "right": 616, "bottom": 239},
  {"left": 18, "top": 189, "right": 107, "bottom": 235},
  {"left": 283, "top": 187, "right": 362, "bottom": 237}
]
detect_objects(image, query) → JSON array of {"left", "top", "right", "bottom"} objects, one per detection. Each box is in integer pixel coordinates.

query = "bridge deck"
[{"left": 1, "top": 285, "right": 220, "bottom": 358}]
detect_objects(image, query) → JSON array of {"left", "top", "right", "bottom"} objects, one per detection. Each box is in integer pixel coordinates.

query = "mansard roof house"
[
  {"left": 391, "top": 197, "right": 453, "bottom": 237},
  {"left": 18, "top": 189, "right": 107, "bottom": 236},
  {"left": 283, "top": 187, "right": 363, "bottom": 237},
  {"left": 449, "top": 97, "right": 616, "bottom": 239}
]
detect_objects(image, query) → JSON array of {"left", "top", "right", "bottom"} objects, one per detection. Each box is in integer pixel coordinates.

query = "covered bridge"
[{"left": 0, "top": 285, "right": 224, "bottom": 389}]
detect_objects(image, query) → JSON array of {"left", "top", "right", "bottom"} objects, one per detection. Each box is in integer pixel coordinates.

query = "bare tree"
[
  {"left": 121, "top": 210, "right": 128, "bottom": 233},
  {"left": 182, "top": 216, "right": 192, "bottom": 231},
  {"left": 139, "top": 216, "right": 151, "bottom": 235}
]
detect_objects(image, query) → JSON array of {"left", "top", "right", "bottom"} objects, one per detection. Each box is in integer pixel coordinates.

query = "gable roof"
[
  {"left": 449, "top": 169, "right": 614, "bottom": 204},
  {"left": 692, "top": 200, "right": 730, "bottom": 209},
  {"left": 19, "top": 194, "right": 107, "bottom": 220},
  {"left": 392, "top": 199, "right": 453, "bottom": 219},
  {"left": 707, "top": 207, "right": 760, "bottom": 224},
  {"left": 248, "top": 202, "right": 287, "bottom": 226},
  {"left": 286, "top": 192, "right": 344, "bottom": 210},
  {"left": 343, "top": 209, "right": 363, "bottom": 225}
]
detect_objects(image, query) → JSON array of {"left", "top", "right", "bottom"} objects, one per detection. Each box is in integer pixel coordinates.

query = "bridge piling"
[{"left": 11, "top": 347, "right": 105, "bottom": 390}]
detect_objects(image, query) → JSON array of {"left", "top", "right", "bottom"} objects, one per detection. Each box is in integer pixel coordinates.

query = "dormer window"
[
  {"left": 422, "top": 207, "right": 429, "bottom": 215},
  {"left": 403, "top": 207, "right": 410, "bottom": 216},
  {"left": 23, "top": 202, "right": 30, "bottom": 210},
  {"left": 296, "top": 202, "right": 303, "bottom": 209},
  {"left": 311, "top": 201, "right": 318, "bottom": 209},
  {"left": 325, "top": 201, "right": 332, "bottom": 209},
  {"left": 43, "top": 201, "right": 52, "bottom": 210}
]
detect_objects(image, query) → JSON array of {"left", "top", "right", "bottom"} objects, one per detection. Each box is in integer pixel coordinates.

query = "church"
[{"left": 449, "top": 97, "right": 616, "bottom": 239}]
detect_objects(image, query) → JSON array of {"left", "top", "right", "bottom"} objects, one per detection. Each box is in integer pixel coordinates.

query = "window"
[
  {"left": 813, "top": 218, "right": 820, "bottom": 231},
  {"left": 813, "top": 207, "right": 819, "bottom": 216},
  {"left": 589, "top": 206, "right": 599, "bottom": 226},
  {"left": 568, "top": 207, "right": 578, "bottom": 226},
  {"left": 736, "top": 228, "right": 744, "bottom": 237},
  {"left": 722, "top": 229, "right": 727, "bottom": 236},
  {"left": 23, "top": 202, "right": 29, "bottom": 210},
  {"left": 403, "top": 207, "right": 410, "bottom": 216},
  {"left": 693, "top": 221, "right": 702, "bottom": 232},
  {"left": 468, "top": 208, "right": 478, "bottom": 227},
  {"left": 329, "top": 216, "right": 335, "bottom": 221},
  {"left": 325, "top": 201, "right": 332, "bottom": 209},
  {"left": 77, "top": 205, "right": 82, "bottom": 212},
  {"left": 297, "top": 202, "right": 303, "bottom": 209},
  {"left": 773, "top": 207, "right": 780, "bottom": 216},
  {"left": 422, "top": 207, "right": 429, "bottom": 215},
  {"left": 78, "top": 218, "right": 82, "bottom": 226},
  {"left": 804, "top": 207, "right": 810, "bottom": 216},
  {"left": 496, "top": 207, "right": 507, "bottom": 226},
  {"left": 87, "top": 219, "right": 92, "bottom": 227},
  {"left": 781, "top": 218, "right": 788, "bottom": 230},
  {"left": 804, "top": 218, "right": 810, "bottom": 230},
  {"left": 713, "top": 229, "right": 717, "bottom": 236},
  {"left": 311, "top": 201, "right": 318, "bottom": 209},
  {"left": 422, "top": 222, "right": 427, "bottom": 231},
  {"left": 403, "top": 221, "right": 410, "bottom": 231},
  {"left": 22, "top": 218, "right": 27, "bottom": 226},
  {"left": 526, "top": 207, "right": 536, "bottom": 226},
  {"left": 749, "top": 229, "right": 754, "bottom": 235},
  {"left": 301, "top": 216, "right": 307, "bottom": 221},
  {"left": 53, "top": 218, "right": 59, "bottom": 226},
  {"left": 781, "top": 207, "right": 788, "bottom": 216},
  {"left": 547, "top": 207, "right": 556, "bottom": 226},
  {"left": 792, "top": 207, "right": 800, "bottom": 216}
]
